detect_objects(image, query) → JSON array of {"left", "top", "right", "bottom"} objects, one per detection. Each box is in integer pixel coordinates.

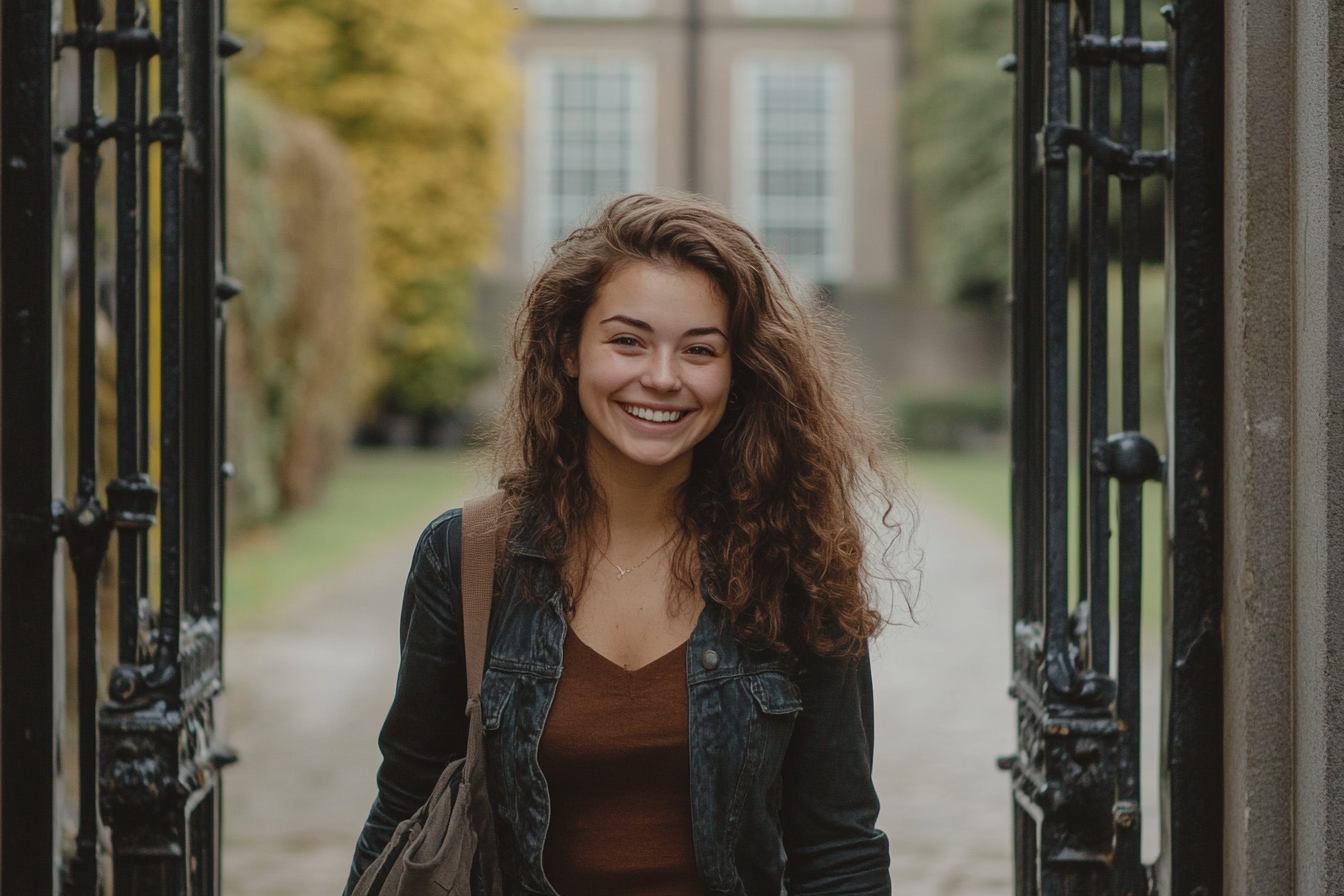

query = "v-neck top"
[{"left": 537, "top": 627, "right": 704, "bottom": 896}]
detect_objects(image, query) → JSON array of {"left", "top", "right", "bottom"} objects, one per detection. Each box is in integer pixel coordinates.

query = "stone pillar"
[
  {"left": 1224, "top": 0, "right": 1344, "bottom": 893},
  {"left": 1291, "top": 1, "right": 1344, "bottom": 893}
]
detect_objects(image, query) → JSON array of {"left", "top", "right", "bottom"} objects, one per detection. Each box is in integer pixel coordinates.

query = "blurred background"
[{"left": 50, "top": 0, "right": 1165, "bottom": 892}]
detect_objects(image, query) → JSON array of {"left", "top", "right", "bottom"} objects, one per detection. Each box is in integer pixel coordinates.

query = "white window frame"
[
  {"left": 732, "top": 56, "right": 852, "bottom": 283},
  {"left": 731, "top": 0, "right": 850, "bottom": 18},
  {"left": 525, "top": 54, "right": 656, "bottom": 266},
  {"left": 527, "top": 0, "right": 653, "bottom": 18}
]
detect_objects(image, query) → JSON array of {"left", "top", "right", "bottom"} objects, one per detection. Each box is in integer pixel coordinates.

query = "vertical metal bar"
[
  {"left": 1042, "top": 0, "right": 1074, "bottom": 697},
  {"left": 114, "top": 0, "right": 145, "bottom": 665},
  {"left": 155, "top": 0, "right": 184, "bottom": 693},
  {"left": 1077, "top": 0, "right": 1111, "bottom": 678},
  {"left": 69, "top": 1, "right": 111, "bottom": 889},
  {"left": 182, "top": 0, "right": 221, "bottom": 628},
  {"left": 1011, "top": 0, "right": 1046, "bottom": 635},
  {"left": 1111, "top": 1, "right": 1146, "bottom": 892},
  {"left": 218, "top": 0, "right": 233, "bottom": 673},
  {"left": 1008, "top": 1, "right": 1046, "bottom": 887},
  {"left": 1, "top": 0, "right": 62, "bottom": 891},
  {"left": 138, "top": 16, "right": 153, "bottom": 616},
  {"left": 1161, "top": 0, "right": 1224, "bottom": 892}
]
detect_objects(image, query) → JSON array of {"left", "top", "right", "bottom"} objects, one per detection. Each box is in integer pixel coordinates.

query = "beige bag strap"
[{"left": 461, "top": 490, "right": 506, "bottom": 700}]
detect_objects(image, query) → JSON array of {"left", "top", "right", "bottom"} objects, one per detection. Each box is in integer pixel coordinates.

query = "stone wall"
[{"left": 1224, "top": 0, "right": 1344, "bottom": 892}]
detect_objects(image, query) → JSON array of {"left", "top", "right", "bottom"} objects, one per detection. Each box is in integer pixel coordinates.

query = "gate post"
[
  {"left": 1161, "top": 0, "right": 1224, "bottom": 892},
  {"left": 1, "top": 0, "right": 64, "bottom": 892}
]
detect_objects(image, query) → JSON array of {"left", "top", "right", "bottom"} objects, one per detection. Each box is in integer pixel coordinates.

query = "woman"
[{"left": 346, "top": 193, "right": 901, "bottom": 896}]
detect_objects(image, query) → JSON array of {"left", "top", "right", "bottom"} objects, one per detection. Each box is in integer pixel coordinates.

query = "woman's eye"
[
  {"left": 611, "top": 336, "right": 640, "bottom": 347},
  {"left": 687, "top": 345, "right": 718, "bottom": 357}
]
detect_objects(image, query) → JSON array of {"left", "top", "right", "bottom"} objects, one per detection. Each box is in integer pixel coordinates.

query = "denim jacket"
[{"left": 346, "top": 507, "right": 891, "bottom": 896}]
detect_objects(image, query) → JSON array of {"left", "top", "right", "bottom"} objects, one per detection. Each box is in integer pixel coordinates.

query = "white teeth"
[{"left": 622, "top": 404, "right": 688, "bottom": 423}]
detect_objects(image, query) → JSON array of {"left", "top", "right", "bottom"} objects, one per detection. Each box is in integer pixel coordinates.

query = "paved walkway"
[{"left": 221, "top": 486, "right": 1015, "bottom": 896}]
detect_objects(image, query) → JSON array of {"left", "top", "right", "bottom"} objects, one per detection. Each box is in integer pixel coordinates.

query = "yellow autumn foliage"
[{"left": 229, "top": 0, "right": 519, "bottom": 413}]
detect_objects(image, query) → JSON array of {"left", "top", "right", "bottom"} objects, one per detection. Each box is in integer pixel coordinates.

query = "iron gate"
[
  {"left": 1, "top": 0, "right": 236, "bottom": 892},
  {"left": 1002, "top": 0, "right": 1223, "bottom": 893}
]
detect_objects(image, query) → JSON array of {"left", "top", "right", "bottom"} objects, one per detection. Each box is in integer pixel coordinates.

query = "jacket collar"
[{"left": 503, "top": 502, "right": 552, "bottom": 560}]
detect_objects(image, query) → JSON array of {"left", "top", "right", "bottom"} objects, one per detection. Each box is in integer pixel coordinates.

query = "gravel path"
[{"left": 221, "top": 487, "right": 1015, "bottom": 896}]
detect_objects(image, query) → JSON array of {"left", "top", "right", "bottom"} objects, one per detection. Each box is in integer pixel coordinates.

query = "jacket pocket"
[
  {"left": 746, "top": 671, "right": 803, "bottom": 716},
  {"left": 479, "top": 668, "right": 518, "bottom": 731}
]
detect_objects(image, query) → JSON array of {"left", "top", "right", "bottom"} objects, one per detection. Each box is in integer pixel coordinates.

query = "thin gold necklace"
[{"left": 597, "top": 534, "right": 675, "bottom": 579}]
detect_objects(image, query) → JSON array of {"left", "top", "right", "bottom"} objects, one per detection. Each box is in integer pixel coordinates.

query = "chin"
[{"left": 617, "top": 442, "right": 689, "bottom": 469}]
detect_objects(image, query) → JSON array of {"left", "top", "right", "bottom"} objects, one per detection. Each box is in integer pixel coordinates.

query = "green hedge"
[{"left": 225, "top": 85, "right": 367, "bottom": 528}]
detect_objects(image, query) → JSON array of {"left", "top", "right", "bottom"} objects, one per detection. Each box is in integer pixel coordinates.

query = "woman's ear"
[{"left": 561, "top": 340, "right": 578, "bottom": 378}]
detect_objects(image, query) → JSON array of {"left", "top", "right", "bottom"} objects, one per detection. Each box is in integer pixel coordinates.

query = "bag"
[{"left": 351, "top": 491, "right": 508, "bottom": 896}]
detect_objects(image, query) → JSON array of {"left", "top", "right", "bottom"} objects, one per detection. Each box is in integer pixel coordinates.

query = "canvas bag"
[{"left": 351, "top": 491, "right": 507, "bottom": 896}]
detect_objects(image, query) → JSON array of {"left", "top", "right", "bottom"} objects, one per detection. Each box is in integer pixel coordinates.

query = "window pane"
[
  {"left": 736, "top": 60, "right": 849, "bottom": 282},
  {"left": 530, "top": 59, "right": 652, "bottom": 253},
  {"left": 529, "top": 0, "right": 653, "bottom": 17},
  {"left": 732, "top": 0, "right": 849, "bottom": 17}
]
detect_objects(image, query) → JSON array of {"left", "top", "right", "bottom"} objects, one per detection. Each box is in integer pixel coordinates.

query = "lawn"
[
  {"left": 225, "top": 449, "right": 482, "bottom": 621},
  {"left": 905, "top": 449, "right": 1011, "bottom": 533}
]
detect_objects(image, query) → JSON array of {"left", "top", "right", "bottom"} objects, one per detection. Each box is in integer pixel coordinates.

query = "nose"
[{"left": 641, "top": 348, "right": 681, "bottom": 393}]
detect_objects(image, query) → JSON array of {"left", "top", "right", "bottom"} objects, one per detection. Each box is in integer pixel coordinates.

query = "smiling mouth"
[{"left": 620, "top": 403, "right": 691, "bottom": 424}]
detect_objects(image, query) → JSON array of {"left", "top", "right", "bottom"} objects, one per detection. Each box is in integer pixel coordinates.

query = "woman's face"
[{"left": 566, "top": 261, "right": 732, "bottom": 475}]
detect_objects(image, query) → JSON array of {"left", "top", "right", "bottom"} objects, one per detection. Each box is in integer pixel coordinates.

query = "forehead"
[{"left": 588, "top": 262, "right": 728, "bottom": 328}]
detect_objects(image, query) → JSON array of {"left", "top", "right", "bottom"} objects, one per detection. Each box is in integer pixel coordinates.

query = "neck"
[{"left": 586, "top": 439, "right": 688, "bottom": 546}]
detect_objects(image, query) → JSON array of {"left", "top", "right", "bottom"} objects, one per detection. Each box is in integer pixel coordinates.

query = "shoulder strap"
[{"left": 461, "top": 489, "right": 507, "bottom": 700}]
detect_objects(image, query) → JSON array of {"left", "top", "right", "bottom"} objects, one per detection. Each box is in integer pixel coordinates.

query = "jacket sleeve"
[
  {"left": 780, "top": 649, "right": 891, "bottom": 895},
  {"left": 343, "top": 510, "right": 468, "bottom": 896}
]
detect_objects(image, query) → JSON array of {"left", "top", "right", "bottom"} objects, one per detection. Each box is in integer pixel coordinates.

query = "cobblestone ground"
[
  {"left": 871, "top": 496, "right": 1014, "bottom": 896},
  {"left": 221, "top": 488, "right": 1015, "bottom": 896}
]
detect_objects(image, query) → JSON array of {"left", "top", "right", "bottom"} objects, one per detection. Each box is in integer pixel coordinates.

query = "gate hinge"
[
  {"left": 1042, "top": 123, "right": 1172, "bottom": 179},
  {"left": 1074, "top": 34, "right": 1169, "bottom": 67},
  {"left": 58, "top": 26, "right": 159, "bottom": 60},
  {"left": 147, "top": 113, "right": 185, "bottom": 147}
]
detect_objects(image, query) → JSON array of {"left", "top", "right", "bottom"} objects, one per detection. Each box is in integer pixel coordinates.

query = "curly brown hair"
[{"left": 490, "top": 192, "right": 907, "bottom": 658}]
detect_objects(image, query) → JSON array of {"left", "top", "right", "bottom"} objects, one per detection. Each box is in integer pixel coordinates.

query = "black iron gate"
[
  {"left": 1, "top": 0, "right": 236, "bottom": 892},
  {"left": 1003, "top": 0, "right": 1222, "bottom": 894}
]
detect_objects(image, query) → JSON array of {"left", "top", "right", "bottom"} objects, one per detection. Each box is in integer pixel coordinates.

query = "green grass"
[
  {"left": 224, "top": 449, "right": 481, "bottom": 621},
  {"left": 906, "top": 449, "right": 1011, "bottom": 533},
  {"left": 907, "top": 448, "right": 1164, "bottom": 632}
]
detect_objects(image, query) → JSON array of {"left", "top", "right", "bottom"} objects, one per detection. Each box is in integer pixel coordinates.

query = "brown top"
[{"left": 538, "top": 628, "right": 704, "bottom": 896}]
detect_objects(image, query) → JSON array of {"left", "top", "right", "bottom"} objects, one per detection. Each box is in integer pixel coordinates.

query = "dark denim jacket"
[{"left": 346, "top": 508, "right": 890, "bottom": 896}]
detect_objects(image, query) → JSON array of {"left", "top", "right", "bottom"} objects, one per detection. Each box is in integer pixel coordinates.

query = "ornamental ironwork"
[
  {"left": 1, "top": 0, "right": 236, "bottom": 891},
  {"left": 1002, "top": 0, "right": 1223, "bottom": 893}
]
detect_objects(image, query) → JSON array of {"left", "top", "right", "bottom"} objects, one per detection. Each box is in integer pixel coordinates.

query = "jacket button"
[{"left": 700, "top": 649, "right": 720, "bottom": 670}]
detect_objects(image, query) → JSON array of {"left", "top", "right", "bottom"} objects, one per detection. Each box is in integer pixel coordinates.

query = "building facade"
[{"left": 478, "top": 0, "right": 903, "bottom": 345}]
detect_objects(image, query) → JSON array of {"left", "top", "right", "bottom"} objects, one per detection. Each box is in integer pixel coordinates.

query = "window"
[
  {"left": 528, "top": 0, "right": 653, "bottom": 17},
  {"left": 526, "top": 57, "right": 655, "bottom": 258},
  {"left": 732, "top": 0, "right": 849, "bottom": 17},
  {"left": 734, "top": 59, "right": 851, "bottom": 282}
]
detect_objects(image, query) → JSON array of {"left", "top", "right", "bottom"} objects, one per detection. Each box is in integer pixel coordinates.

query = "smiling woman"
[
  {"left": 346, "top": 193, "right": 908, "bottom": 896},
  {"left": 567, "top": 263, "right": 731, "bottom": 475}
]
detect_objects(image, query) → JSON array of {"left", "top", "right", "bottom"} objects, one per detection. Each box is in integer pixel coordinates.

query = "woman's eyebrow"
[
  {"left": 599, "top": 316, "right": 727, "bottom": 340},
  {"left": 599, "top": 314, "right": 652, "bottom": 331}
]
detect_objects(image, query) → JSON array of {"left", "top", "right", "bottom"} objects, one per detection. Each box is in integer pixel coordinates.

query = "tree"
[
  {"left": 906, "top": 0, "right": 1168, "bottom": 305},
  {"left": 229, "top": 0, "right": 518, "bottom": 414},
  {"left": 906, "top": 0, "right": 1014, "bottom": 306}
]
